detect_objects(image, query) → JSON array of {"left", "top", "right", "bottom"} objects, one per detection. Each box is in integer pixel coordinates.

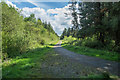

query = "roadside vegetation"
[
  {"left": 2, "top": 44, "right": 57, "bottom": 78},
  {"left": 2, "top": 43, "right": 119, "bottom": 79},
  {"left": 60, "top": 2, "right": 120, "bottom": 62},
  {"left": 61, "top": 36, "right": 120, "bottom": 62},
  {"left": 2, "top": 2, "right": 58, "bottom": 60},
  {"left": 1, "top": 2, "right": 58, "bottom": 78}
]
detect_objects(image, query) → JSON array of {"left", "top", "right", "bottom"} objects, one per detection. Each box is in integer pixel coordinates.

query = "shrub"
[
  {"left": 113, "top": 46, "right": 120, "bottom": 52},
  {"left": 63, "top": 36, "right": 77, "bottom": 44},
  {"left": 75, "top": 40, "right": 82, "bottom": 46},
  {"left": 75, "top": 37, "right": 103, "bottom": 49},
  {"left": 83, "top": 40, "right": 103, "bottom": 49},
  {"left": 40, "top": 40, "right": 45, "bottom": 45},
  {"left": 2, "top": 3, "right": 26, "bottom": 57}
]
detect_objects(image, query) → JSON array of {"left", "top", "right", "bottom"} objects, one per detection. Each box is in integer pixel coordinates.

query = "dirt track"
[{"left": 37, "top": 41, "right": 120, "bottom": 78}]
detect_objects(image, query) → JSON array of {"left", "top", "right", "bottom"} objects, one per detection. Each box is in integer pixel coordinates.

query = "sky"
[{"left": 5, "top": 0, "right": 74, "bottom": 36}]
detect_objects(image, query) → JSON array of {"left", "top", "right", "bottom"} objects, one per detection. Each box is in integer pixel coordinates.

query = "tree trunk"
[{"left": 99, "top": 32, "right": 105, "bottom": 45}]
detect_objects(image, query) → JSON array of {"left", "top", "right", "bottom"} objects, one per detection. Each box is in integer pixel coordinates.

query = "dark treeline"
[
  {"left": 60, "top": 2, "right": 120, "bottom": 52},
  {"left": 2, "top": 2, "right": 58, "bottom": 59}
]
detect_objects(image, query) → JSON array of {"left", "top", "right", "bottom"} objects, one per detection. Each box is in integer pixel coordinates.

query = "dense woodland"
[
  {"left": 1, "top": 2, "right": 58, "bottom": 59},
  {"left": 61, "top": 2, "right": 120, "bottom": 52}
]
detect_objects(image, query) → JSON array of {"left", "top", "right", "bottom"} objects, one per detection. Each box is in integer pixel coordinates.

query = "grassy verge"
[
  {"left": 2, "top": 41, "right": 58, "bottom": 78},
  {"left": 61, "top": 42, "right": 120, "bottom": 62},
  {"left": 2, "top": 41, "right": 119, "bottom": 78}
]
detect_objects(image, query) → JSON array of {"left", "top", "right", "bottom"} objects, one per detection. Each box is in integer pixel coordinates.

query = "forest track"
[
  {"left": 38, "top": 41, "right": 120, "bottom": 78},
  {"left": 54, "top": 41, "right": 120, "bottom": 76}
]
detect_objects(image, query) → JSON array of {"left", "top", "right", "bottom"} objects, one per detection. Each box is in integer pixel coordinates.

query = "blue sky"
[
  {"left": 8, "top": 0, "right": 70, "bottom": 2},
  {"left": 12, "top": 2, "right": 37, "bottom": 8},
  {"left": 6, "top": 0, "right": 73, "bottom": 36},
  {"left": 12, "top": 2, "right": 68, "bottom": 10}
]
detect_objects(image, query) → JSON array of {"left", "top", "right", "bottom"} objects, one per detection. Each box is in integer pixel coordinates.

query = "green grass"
[
  {"left": 2, "top": 40, "right": 119, "bottom": 78},
  {"left": 2, "top": 46, "right": 53, "bottom": 78},
  {"left": 2, "top": 40, "right": 58, "bottom": 78},
  {"left": 61, "top": 43, "right": 120, "bottom": 62}
]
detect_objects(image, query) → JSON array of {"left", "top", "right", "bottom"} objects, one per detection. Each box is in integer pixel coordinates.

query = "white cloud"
[
  {"left": 6, "top": 0, "right": 18, "bottom": 8},
  {"left": 21, "top": 7, "right": 50, "bottom": 20},
  {"left": 5, "top": 1, "right": 73, "bottom": 36},
  {"left": 21, "top": 4, "right": 73, "bottom": 36},
  {"left": 47, "top": 4, "right": 73, "bottom": 35}
]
